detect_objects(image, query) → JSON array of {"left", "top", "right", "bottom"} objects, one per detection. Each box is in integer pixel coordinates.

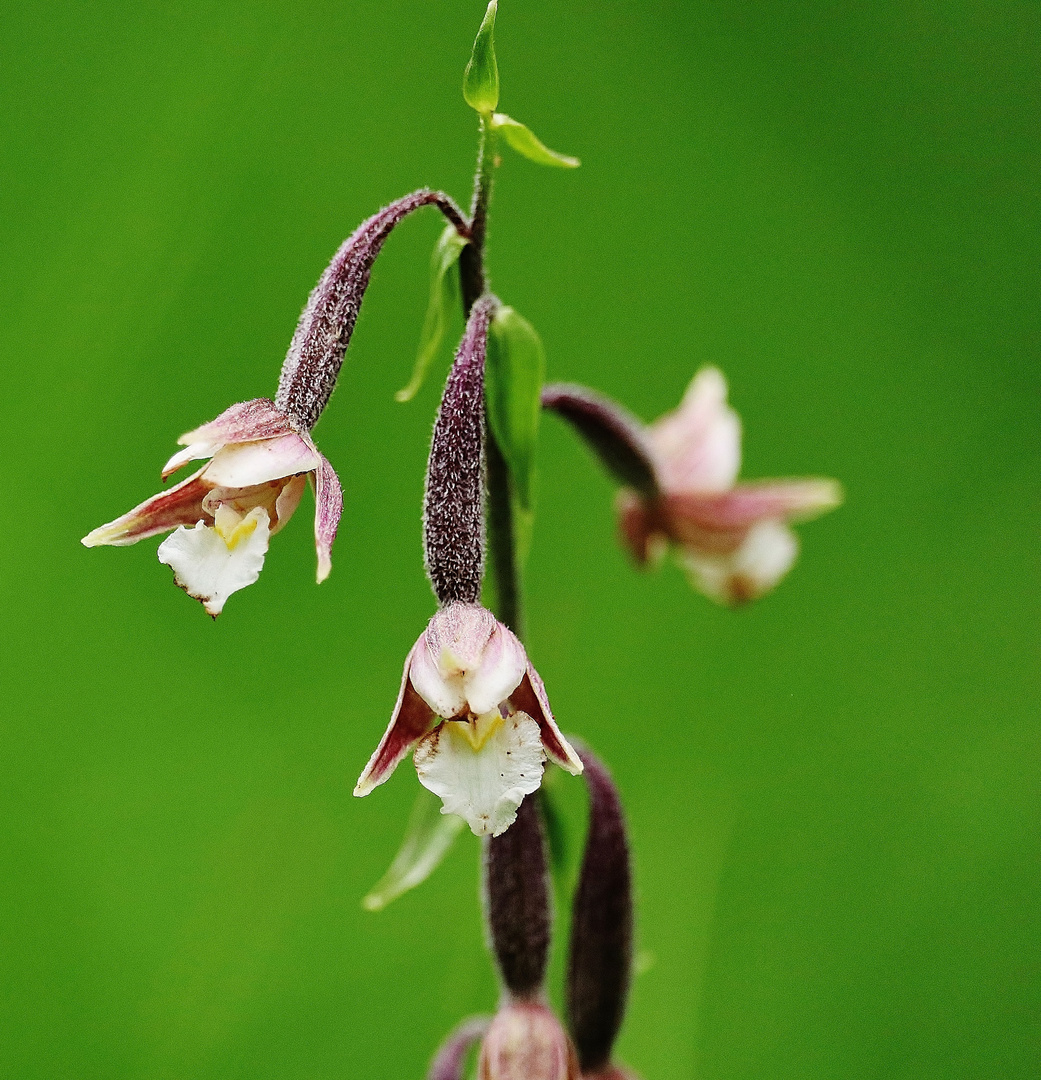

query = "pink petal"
[
  {"left": 510, "top": 666, "right": 583, "bottom": 775},
  {"left": 312, "top": 453, "right": 343, "bottom": 584},
  {"left": 648, "top": 367, "right": 741, "bottom": 493},
  {"left": 354, "top": 643, "right": 437, "bottom": 796},
  {"left": 162, "top": 441, "right": 220, "bottom": 480},
  {"left": 81, "top": 468, "right": 212, "bottom": 547},
  {"left": 463, "top": 620, "right": 528, "bottom": 716},
  {"left": 176, "top": 398, "right": 294, "bottom": 448},
  {"left": 202, "top": 433, "right": 320, "bottom": 487}
]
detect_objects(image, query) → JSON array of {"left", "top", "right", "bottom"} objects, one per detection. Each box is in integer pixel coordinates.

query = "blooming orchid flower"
[
  {"left": 617, "top": 367, "right": 841, "bottom": 604},
  {"left": 354, "top": 601, "right": 582, "bottom": 837},
  {"left": 542, "top": 369, "right": 841, "bottom": 606},
  {"left": 82, "top": 398, "right": 342, "bottom": 615}
]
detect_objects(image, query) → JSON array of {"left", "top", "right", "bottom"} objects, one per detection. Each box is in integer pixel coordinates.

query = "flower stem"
[{"left": 460, "top": 115, "right": 523, "bottom": 636}]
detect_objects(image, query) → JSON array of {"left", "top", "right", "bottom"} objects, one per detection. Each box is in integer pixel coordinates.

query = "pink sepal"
[
  {"left": 163, "top": 399, "right": 297, "bottom": 478},
  {"left": 661, "top": 478, "right": 842, "bottom": 554},
  {"left": 176, "top": 398, "right": 295, "bottom": 448},
  {"left": 354, "top": 643, "right": 437, "bottom": 796},
  {"left": 312, "top": 451, "right": 343, "bottom": 583},
  {"left": 81, "top": 467, "right": 212, "bottom": 547},
  {"left": 665, "top": 478, "right": 841, "bottom": 530},
  {"left": 512, "top": 665, "right": 583, "bottom": 775}
]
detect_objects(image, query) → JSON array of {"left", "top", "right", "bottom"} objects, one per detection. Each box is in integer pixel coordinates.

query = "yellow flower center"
[{"left": 213, "top": 504, "right": 262, "bottom": 550}]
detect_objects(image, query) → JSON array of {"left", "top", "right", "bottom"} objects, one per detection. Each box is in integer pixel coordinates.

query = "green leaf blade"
[
  {"left": 463, "top": 0, "right": 499, "bottom": 114},
  {"left": 491, "top": 113, "right": 580, "bottom": 169},
  {"left": 396, "top": 225, "right": 468, "bottom": 403},
  {"left": 362, "top": 788, "right": 465, "bottom": 911}
]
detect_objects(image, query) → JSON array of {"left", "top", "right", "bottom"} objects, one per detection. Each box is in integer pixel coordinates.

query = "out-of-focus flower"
[
  {"left": 82, "top": 399, "right": 342, "bottom": 615},
  {"left": 354, "top": 601, "right": 581, "bottom": 837},
  {"left": 542, "top": 370, "right": 841, "bottom": 606},
  {"left": 617, "top": 367, "right": 841, "bottom": 604},
  {"left": 478, "top": 1001, "right": 579, "bottom": 1080}
]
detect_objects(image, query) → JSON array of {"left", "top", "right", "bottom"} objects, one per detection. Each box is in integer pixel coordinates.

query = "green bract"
[
  {"left": 463, "top": 0, "right": 499, "bottom": 114},
  {"left": 492, "top": 113, "right": 580, "bottom": 169},
  {"left": 362, "top": 788, "right": 465, "bottom": 911},
  {"left": 397, "top": 225, "right": 468, "bottom": 402},
  {"left": 486, "top": 305, "right": 545, "bottom": 527}
]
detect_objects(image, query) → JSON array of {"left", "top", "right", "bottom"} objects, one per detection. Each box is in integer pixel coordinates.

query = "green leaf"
[
  {"left": 362, "top": 788, "right": 465, "bottom": 911},
  {"left": 396, "top": 225, "right": 468, "bottom": 403},
  {"left": 463, "top": 0, "right": 499, "bottom": 114},
  {"left": 491, "top": 113, "right": 580, "bottom": 168},
  {"left": 486, "top": 305, "right": 545, "bottom": 519}
]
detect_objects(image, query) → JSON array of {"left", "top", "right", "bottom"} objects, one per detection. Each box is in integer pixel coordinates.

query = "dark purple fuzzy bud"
[
  {"left": 424, "top": 295, "right": 496, "bottom": 606},
  {"left": 276, "top": 189, "right": 469, "bottom": 430},
  {"left": 427, "top": 1016, "right": 492, "bottom": 1080},
  {"left": 541, "top": 384, "right": 658, "bottom": 497},
  {"left": 565, "top": 747, "right": 633, "bottom": 1075},
  {"left": 484, "top": 794, "right": 552, "bottom": 998}
]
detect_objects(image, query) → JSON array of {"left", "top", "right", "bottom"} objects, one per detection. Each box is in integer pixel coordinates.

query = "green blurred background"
[{"left": 1, "top": 1, "right": 1038, "bottom": 1077}]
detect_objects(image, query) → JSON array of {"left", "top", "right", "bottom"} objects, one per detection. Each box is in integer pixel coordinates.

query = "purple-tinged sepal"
[{"left": 427, "top": 1016, "right": 492, "bottom": 1080}]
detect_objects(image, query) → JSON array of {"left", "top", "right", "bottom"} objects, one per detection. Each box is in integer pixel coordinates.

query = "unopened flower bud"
[
  {"left": 485, "top": 794, "right": 551, "bottom": 996},
  {"left": 477, "top": 1001, "right": 578, "bottom": 1080},
  {"left": 566, "top": 747, "right": 633, "bottom": 1075}
]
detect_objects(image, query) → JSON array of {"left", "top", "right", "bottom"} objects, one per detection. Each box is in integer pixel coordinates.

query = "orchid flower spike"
[
  {"left": 354, "top": 602, "right": 582, "bottom": 836},
  {"left": 82, "top": 399, "right": 341, "bottom": 616},
  {"left": 543, "top": 369, "right": 842, "bottom": 605},
  {"left": 82, "top": 188, "right": 467, "bottom": 615}
]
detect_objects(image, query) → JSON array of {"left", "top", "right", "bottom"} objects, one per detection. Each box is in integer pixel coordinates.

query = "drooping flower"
[
  {"left": 618, "top": 367, "right": 841, "bottom": 603},
  {"left": 543, "top": 369, "right": 841, "bottom": 605},
  {"left": 82, "top": 399, "right": 342, "bottom": 615},
  {"left": 82, "top": 189, "right": 468, "bottom": 615},
  {"left": 354, "top": 601, "right": 582, "bottom": 837}
]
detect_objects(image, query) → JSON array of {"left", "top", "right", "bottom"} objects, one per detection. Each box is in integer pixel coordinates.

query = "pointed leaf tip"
[
  {"left": 397, "top": 226, "right": 468, "bottom": 402},
  {"left": 463, "top": 0, "right": 499, "bottom": 114},
  {"left": 492, "top": 114, "right": 580, "bottom": 168},
  {"left": 362, "top": 787, "right": 466, "bottom": 911}
]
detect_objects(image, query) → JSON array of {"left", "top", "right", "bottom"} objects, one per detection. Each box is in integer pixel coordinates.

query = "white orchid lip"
[
  {"left": 415, "top": 710, "right": 546, "bottom": 837},
  {"left": 354, "top": 602, "right": 582, "bottom": 835},
  {"left": 158, "top": 505, "right": 271, "bottom": 616}
]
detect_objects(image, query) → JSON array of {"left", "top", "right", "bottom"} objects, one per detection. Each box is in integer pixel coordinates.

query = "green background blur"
[{"left": 1, "top": 1, "right": 1038, "bottom": 1077}]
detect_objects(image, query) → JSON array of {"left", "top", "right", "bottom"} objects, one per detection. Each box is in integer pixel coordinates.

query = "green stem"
[
  {"left": 459, "top": 116, "right": 523, "bottom": 636},
  {"left": 460, "top": 114, "right": 496, "bottom": 313}
]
